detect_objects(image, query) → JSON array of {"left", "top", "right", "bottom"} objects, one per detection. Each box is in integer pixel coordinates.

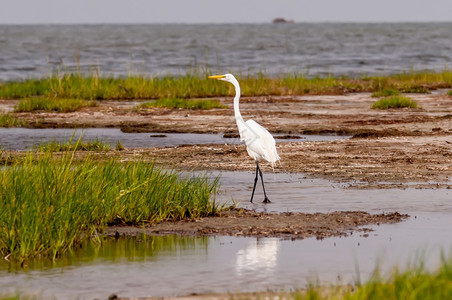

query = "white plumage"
[
  {"left": 237, "top": 118, "right": 280, "bottom": 167},
  {"left": 209, "top": 73, "right": 280, "bottom": 203}
]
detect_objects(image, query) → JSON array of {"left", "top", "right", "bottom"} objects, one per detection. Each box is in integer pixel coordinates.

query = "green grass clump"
[
  {"left": 14, "top": 97, "right": 97, "bottom": 113},
  {"left": 0, "top": 294, "right": 40, "bottom": 300},
  {"left": 343, "top": 258, "right": 452, "bottom": 300},
  {"left": 371, "top": 89, "right": 400, "bottom": 98},
  {"left": 0, "top": 114, "right": 25, "bottom": 127},
  {"left": 289, "top": 257, "right": 452, "bottom": 300},
  {"left": 115, "top": 140, "right": 125, "bottom": 151},
  {"left": 400, "top": 85, "right": 430, "bottom": 93},
  {"left": 2, "top": 70, "right": 452, "bottom": 100},
  {"left": 36, "top": 139, "right": 111, "bottom": 152},
  {"left": 448, "top": 90, "right": 452, "bottom": 96},
  {"left": 371, "top": 96, "right": 418, "bottom": 109},
  {"left": 137, "top": 98, "right": 226, "bottom": 110},
  {"left": 0, "top": 152, "right": 220, "bottom": 262}
]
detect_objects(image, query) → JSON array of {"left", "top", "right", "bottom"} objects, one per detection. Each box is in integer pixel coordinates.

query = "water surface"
[
  {"left": 1, "top": 217, "right": 451, "bottom": 299},
  {"left": 1, "top": 23, "right": 452, "bottom": 81},
  {"left": 0, "top": 128, "right": 347, "bottom": 150},
  {"left": 215, "top": 171, "right": 452, "bottom": 214}
]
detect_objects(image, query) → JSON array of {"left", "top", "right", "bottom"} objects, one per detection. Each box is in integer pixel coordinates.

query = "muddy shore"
[
  {"left": 0, "top": 92, "right": 450, "bottom": 243},
  {"left": 2, "top": 92, "right": 450, "bottom": 187},
  {"left": 106, "top": 208, "right": 408, "bottom": 240},
  {"left": 2, "top": 93, "right": 452, "bottom": 137}
]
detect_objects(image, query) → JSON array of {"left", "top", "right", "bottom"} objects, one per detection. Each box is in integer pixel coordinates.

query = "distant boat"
[{"left": 272, "top": 18, "right": 294, "bottom": 24}]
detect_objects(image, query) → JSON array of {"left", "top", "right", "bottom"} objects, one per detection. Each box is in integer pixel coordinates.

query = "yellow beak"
[{"left": 208, "top": 75, "right": 225, "bottom": 79}]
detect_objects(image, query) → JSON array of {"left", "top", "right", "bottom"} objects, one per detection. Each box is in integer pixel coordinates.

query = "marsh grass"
[
  {"left": 2, "top": 70, "right": 452, "bottom": 100},
  {"left": 371, "top": 96, "right": 418, "bottom": 109},
  {"left": 0, "top": 74, "right": 224, "bottom": 100},
  {"left": 0, "top": 152, "right": 220, "bottom": 262},
  {"left": 36, "top": 138, "right": 111, "bottom": 152},
  {"left": 343, "top": 257, "right": 452, "bottom": 300},
  {"left": 115, "top": 140, "right": 125, "bottom": 151},
  {"left": 289, "top": 256, "right": 452, "bottom": 300},
  {"left": 371, "top": 89, "right": 400, "bottom": 98},
  {"left": 448, "top": 90, "right": 452, "bottom": 96},
  {"left": 0, "top": 294, "right": 40, "bottom": 300},
  {"left": 137, "top": 98, "right": 227, "bottom": 110},
  {"left": 0, "top": 114, "right": 25, "bottom": 127},
  {"left": 14, "top": 97, "right": 97, "bottom": 113}
]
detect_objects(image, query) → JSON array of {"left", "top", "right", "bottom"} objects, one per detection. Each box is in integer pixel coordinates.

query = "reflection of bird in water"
[
  {"left": 235, "top": 239, "right": 280, "bottom": 276},
  {"left": 209, "top": 74, "right": 280, "bottom": 203}
]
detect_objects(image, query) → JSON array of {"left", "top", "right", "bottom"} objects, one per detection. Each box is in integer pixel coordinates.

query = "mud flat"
[
  {"left": 116, "top": 134, "right": 450, "bottom": 188},
  {"left": 106, "top": 208, "right": 408, "bottom": 240},
  {"left": 2, "top": 92, "right": 451, "bottom": 187},
  {"left": 1, "top": 92, "right": 450, "bottom": 243},
  {"left": 1, "top": 92, "right": 451, "bottom": 136}
]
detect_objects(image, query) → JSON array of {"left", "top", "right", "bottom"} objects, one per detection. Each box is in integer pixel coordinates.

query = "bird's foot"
[{"left": 262, "top": 197, "right": 271, "bottom": 204}]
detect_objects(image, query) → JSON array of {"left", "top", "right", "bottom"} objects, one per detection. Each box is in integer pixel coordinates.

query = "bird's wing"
[{"left": 238, "top": 119, "right": 280, "bottom": 164}]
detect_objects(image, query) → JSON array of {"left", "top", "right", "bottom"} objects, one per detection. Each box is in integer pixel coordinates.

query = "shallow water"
[
  {"left": 1, "top": 217, "right": 451, "bottom": 299},
  {"left": 0, "top": 171, "right": 451, "bottom": 299},
  {"left": 0, "top": 127, "right": 347, "bottom": 150},
  {"left": 1, "top": 23, "right": 452, "bottom": 81},
  {"left": 215, "top": 171, "right": 452, "bottom": 214}
]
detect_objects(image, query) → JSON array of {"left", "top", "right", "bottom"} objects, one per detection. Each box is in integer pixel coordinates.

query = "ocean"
[{"left": 1, "top": 23, "right": 451, "bottom": 81}]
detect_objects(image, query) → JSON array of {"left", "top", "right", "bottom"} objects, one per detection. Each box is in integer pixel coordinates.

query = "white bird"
[{"left": 209, "top": 73, "right": 280, "bottom": 203}]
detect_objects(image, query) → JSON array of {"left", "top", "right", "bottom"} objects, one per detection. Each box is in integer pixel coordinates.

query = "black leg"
[
  {"left": 257, "top": 161, "right": 271, "bottom": 203},
  {"left": 250, "top": 162, "right": 259, "bottom": 202}
]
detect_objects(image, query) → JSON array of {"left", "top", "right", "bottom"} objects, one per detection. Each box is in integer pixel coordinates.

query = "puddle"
[
  {"left": 0, "top": 172, "right": 451, "bottom": 299},
  {"left": 214, "top": 171, "right": 452, "bottom": 214},
  {"left": 0, "top": 128, "right": 348, "bottom": 150}
]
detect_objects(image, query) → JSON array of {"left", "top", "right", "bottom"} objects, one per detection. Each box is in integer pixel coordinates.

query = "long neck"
[{"left": 231, "top": 77, "right": 243, "bottom": 121}]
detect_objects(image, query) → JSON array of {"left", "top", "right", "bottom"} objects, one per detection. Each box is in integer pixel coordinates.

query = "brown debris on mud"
[{"left": 105, "top": 208, "right": 409, "bottom": 240}]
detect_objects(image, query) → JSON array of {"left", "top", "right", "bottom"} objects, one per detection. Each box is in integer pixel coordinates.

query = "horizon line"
[{"left": 1, "top": 20, "right": 452, "bottom": 26}]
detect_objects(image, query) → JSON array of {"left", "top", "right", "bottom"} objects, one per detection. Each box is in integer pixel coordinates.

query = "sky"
[{"left": 1, "top": 0, "right": 452, "bottom": 24}]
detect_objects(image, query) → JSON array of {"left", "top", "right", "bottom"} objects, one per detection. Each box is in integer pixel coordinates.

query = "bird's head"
[{"left": 208, "top": 73, "right": 236, "bottom": 83}]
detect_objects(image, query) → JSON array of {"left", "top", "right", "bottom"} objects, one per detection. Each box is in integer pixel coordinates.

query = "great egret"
[{"left": 209, "top": 74, "right": 280, "bottom": 203}]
